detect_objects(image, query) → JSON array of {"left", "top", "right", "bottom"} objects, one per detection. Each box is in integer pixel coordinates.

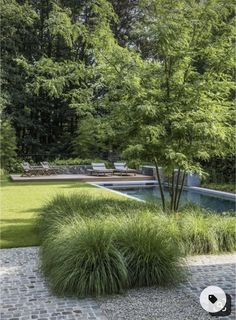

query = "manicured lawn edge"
[{"left": 0, "top": 179, "right": 97, "bottom": 248}]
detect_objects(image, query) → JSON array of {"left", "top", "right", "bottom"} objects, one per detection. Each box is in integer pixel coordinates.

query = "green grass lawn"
[
  {"left": 2, "top": 176, "right": 235, "bottom": 249},
  {"left": 0, "top": 177, "right": 101, "bottom": 248}
]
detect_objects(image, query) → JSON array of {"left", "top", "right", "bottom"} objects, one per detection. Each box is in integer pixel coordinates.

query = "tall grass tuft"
[
  {"left": 178, "top": 208, "right": 236, "bottom": 255},
  {"left": 213, "top": 216, "right": 236, "bottom": 252},
  {"left": 178, "top": 213, "right": 218, "bottom": 255},
  {"left": 116, "top": 212, "right": 184, "bottom": 287},
  {"left": 41, "top": 217, "right": 128, "bottom": 296},
  {"left": 38, "top": 193, "right": 158, "bottom": 239},
  {"left": 38, "top": 192, "right": 236, "bottom": 297}
]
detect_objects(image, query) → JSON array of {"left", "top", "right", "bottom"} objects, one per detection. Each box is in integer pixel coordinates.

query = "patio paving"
[
  {"left": 10, "top": 174, "right": 154, "bottom": 183},
  {"left": 0, "top": 247, "right": 107, "bottom": 320},
  {"left": 0, "top": 247, "right": 235, "bottom": 320}
]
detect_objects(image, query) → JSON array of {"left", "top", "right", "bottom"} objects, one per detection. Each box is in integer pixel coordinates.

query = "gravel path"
[
  {"left": 99, "top": 287, "right": 212, "bottom": 320},
  {"left": 99, "top": 254, "right": 236, "bottom": 320},
  {"left": 0, "top": 247, "right": 235, "bottom": 320}
]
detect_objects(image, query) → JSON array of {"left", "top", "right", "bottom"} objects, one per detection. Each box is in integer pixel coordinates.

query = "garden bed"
[{"left": 38, "top": 192, "right": 236, "bottom": 297}]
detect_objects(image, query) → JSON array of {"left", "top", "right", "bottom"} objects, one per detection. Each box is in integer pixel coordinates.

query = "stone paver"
[
  {"left": 0, "top": 247, "right": 107, "bottom": 320},
  {"left": 1, "top": 247, "right": 235, "bottom": 320},
  {"left": 185, "top": 254, "right": 236, "bottom": 320}
]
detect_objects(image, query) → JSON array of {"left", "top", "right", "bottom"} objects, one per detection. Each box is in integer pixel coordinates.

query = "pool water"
[{"left": 111, "top": 186, "right": 236, "bottom": 213}]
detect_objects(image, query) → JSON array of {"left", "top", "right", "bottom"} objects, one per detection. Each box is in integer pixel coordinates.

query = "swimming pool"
[{"left": 105, "top": 184, "right": 236, "bottom": 213}]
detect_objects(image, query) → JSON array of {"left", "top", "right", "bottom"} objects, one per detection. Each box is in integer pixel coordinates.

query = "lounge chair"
[
  {"left": 87, "top": 163, "right": 114, "bottom": 176},
  {"left": 40, "top": 161, "right": 57, "bottom": 175},
  {"left": 114, "top": 162, "right": 137, "bottom": 176},
  {"left": 21, "top": 162, "right": 46, "bottom": 176}
]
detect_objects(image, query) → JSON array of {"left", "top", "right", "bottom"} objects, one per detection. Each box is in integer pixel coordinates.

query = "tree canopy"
[{"left": 1, "top": 0, "right": 235, "bottom": 193}]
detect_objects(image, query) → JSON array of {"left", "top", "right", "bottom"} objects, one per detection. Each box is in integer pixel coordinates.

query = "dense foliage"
[
  {"left": 50, "top": 157, "right": 110, "bottom": 166},
  {"left": 1, "top": 0, "right": 118, "bottom": 160},
  {"left": 1, "top": 0, "right": 235, "bottom": 209},
  {"left": 2, "top": 1, "right": 234, "bottom": 160},
  {"left": 118, "top": 0, "right": 235, "bottom": 210},
  {"left": 0, "top": 118, "right": 17, "bottom": 171},
  {"left": 202, "top": 156, "right": 235, "bottom": 184},
  {"left": 38, "top": 193, "right": 236, "bottom": 296}
]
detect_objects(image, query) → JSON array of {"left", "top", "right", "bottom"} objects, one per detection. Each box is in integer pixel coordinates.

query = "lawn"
[
  {"left": 1, "top": 176, "right": 236, "bottom": 252},
  {"left": 0, "top": 177, "right": 105, "bottom": 248}
]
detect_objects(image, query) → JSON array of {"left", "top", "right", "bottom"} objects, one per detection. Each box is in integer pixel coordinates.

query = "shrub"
[
  {"left": 201, "top": 156, "right": 235, "bottom": 184},
  {"left": 177, "top": 204, "right": 236, "bottom": 255},
  {"left": 41, "top": 218, "right": 128, "bottom": 296},
  {"left": 201, "top": 182, "right": 236, "bottom": 193},
  {"left": 50, "top": 158, "right": 111, "bottom": 167},
  {"left": 5, "top": 158, "right": 25, "bottom": 173}
]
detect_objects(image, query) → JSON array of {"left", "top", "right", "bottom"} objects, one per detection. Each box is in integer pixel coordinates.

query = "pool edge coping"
[
  {"left": 89, "top": 181, "right": 236, "bottom": 201},
  {"left": 88, "top": 182, "right": 145, "bottom": 202}
]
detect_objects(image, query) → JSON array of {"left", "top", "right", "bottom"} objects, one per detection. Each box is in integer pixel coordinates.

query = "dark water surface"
[{"left": 111, "top": 186, "right": 236, "bottom": 213}]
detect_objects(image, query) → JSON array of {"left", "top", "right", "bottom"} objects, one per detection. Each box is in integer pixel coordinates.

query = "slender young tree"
[{"left": 103, "top": 0, "right": 235, "bottom": 212}]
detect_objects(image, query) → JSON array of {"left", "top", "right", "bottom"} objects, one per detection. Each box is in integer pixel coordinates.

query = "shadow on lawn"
[
  {"left": 52, "top": 183, "right": 96, "bottom": 189},
  {"left": 17, "top": 207, "right": 45, "bottom": 214},
  {"left": 0, "top": 220, "right": 39, "bottom": 248},
  {"left": 0, "top": 217, "right": 38, "bottom": 224},
  {"left": 1, "top": 180, "right": 94, "bottom": 188}
]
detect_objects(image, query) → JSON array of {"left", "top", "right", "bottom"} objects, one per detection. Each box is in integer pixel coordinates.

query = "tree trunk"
[
  {"left": 174, "top": 168, "right": 181, "bottom": 211},
  {"left": 154, "top": 158, "right": 165, "bottom": 211},
  {"left": 170, "top": 170, "right": 175, "bottom": 211},
  {"left": 175, "top": 171, "right": 186, "bottom": 211}
]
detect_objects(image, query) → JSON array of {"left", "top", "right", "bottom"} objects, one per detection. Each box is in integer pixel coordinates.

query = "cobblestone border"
[
  {"left": 0, "top": 247, "right": 107, "bottom": 320},
  {"left": 1, "top": 248, "right": 235, "bottom": 320}
]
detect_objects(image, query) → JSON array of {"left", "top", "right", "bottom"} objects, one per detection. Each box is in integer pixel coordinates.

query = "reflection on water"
[{"left": 112, "top": 186, "right": 236, "bottom": 213}]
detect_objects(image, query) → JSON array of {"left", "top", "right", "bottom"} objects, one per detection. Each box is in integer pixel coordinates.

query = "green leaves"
[
  {"left": 46, "top": 4, "right": 74, "bottom": 48},
  {"left": 0, "top": 118, "right": 17, "bottom": 171},
  {"left": 1, "top": 0, "right": 122, "bottom": 158},
  {"left": 113, "top": 0, "right": 235, "bottom": 211},
  {"left": 1, "top": 0, "right": 235, "bottom": 174}
]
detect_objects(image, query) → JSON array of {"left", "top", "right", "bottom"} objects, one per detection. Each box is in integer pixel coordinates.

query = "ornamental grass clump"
[
  {"left": 38, "top": 193, "right": 157, "bottom": 239},
  {"left": 115, "top": 212, "right": 185, "bottom": 287},
  {"left": 179, "top": 213, "right": 218, "bottom": 255},
  {"left": 39, "top": 210, "right": 184, "bottom": 296},
  {"left": 213, "top": 216, "right": 236, "bottom": 252},
  {"left": 178, "top": 208, "right": 236, "bottom": 255},
  {"left": 39, "top": 193, "right": 235, "bottom": 297},
  {"left": 41, "top": 217, "right": 128, "bottom": 296}
]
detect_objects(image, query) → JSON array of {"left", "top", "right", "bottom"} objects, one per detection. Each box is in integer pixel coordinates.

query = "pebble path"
[{"left": 1, "top": 247, "right": 235, "bottom": 320}]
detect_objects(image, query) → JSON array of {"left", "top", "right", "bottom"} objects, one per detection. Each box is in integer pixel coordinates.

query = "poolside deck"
[{"left": 10, "top": 173, "right": 155, "bottom": 182}]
